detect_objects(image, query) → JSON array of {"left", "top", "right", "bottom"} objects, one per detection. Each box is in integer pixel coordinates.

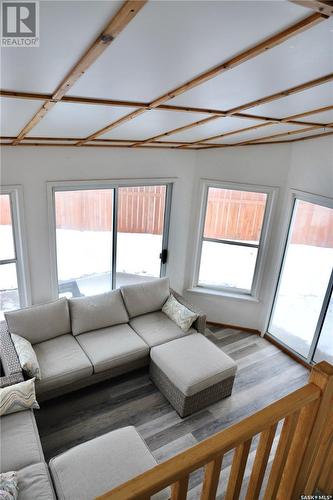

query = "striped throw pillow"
[{"left": 0, "top": 379, "right": 39, "bottom": 416}]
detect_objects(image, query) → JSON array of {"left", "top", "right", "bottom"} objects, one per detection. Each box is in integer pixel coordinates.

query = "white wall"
[
  {"left": 0, "top": 147, "right": 196, "bottom": 303},
  {"left": 1, "top": 137, "right": 332, "bottom": 331},
  {"left": 185, "top": 143, "right": 292, "bottom": 331}
]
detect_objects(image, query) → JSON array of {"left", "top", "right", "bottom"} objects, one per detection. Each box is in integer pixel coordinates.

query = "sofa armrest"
[
  {"left": 170, "top": 289, "right": 207, "bottom": 334},
  {"left": 0, "top": 320, "right": 23, "bottom": 388}
]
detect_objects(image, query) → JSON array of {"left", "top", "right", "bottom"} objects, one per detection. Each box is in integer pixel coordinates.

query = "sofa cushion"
[
  {"left": 16, "top": 463, "right": 56, "bottom": 500},
  {"left": 130, "top": 311, "right": 194, "bottom": 348},
  {"left": 121, "top": 278, "right": 170, "bottom": 318},
  {"left": 49, "top": 426, "right": 169, "bottom": 500},
  {"left": 76, "top": 324, "right": 149, "bottom": 374},
  {"left": 68, "top": 290, "right": 129, "bottom": 336},
  {"left": 0, "top": 410, "right": 44, "bottom": 472},
  {"left": 34, "top": 335, "right": 93, "bottom": 395},
  {"left": 5, "top": 298, "right": 71, "bottom": 345},
  {"left": 150, "top": 333, "right": 237, "bottom": 396}
]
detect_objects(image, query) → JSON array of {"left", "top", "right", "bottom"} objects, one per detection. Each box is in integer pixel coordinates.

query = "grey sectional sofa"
[
  {"left": 0, "top": 279, "right": 239, "bottom": 499},
  {"left": 0, "top": 409, "right": 56, "bottom": 499},
  {"left": 3, "top": 278, "right": 206, "bottom": 401}
]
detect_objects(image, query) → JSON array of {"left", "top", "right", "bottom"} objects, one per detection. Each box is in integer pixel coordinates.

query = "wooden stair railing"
[{"left": 96, "top": 361, "right": 333, "bottom": 500}]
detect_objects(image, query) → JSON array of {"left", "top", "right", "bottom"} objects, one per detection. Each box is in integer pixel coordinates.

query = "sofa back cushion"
[
  {"left": 121, "top": 278, "right": 170, "bottom": 318},
  {"left": 69, "top": 289, "right": 129, "bottom": 335},
  {"left": 5, "top": 298, "right": 71, "bottom": 345}
]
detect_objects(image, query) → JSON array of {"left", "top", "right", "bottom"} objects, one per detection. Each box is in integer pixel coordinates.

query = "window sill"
[{"left": 186, "top": 287, "right": 260, "bottom": 303}]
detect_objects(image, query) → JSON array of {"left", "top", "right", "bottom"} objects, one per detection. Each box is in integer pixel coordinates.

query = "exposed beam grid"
[
  {"left": 0, "top": 136, "right": 210, "bottom": 146},
  {"left": 177, "top": 104, "right": 333, "bottom": 148},
  {"left": 198, "top": 124, "right": 331, "bottom": 149},
  {"left": 133, "top": 72, "right": 333, "bottom": 147},
  {"left": 75, "top": 12, "right": 327, "bottom": 145},
  {"left": 11, "top": 0, "right": 147, "bottom": 145}
]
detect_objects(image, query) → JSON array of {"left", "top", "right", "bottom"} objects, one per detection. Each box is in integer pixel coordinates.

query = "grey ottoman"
[
  {"left": 150, "top": 333, "right": 237, "bottom": 417},
  {"left": 49, "top": 426, "right": 169, "bottom": 500}
]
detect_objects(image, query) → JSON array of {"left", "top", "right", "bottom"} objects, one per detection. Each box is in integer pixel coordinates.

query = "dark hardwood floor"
[{"left": 35, "top": 326, "right": 309, "bottom": 498}]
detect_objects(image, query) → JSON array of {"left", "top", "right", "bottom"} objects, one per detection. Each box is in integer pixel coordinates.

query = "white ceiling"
[
  {"left": 159, "top": 116, "right": 265, "bottom": 143},
  {"left": 209, "top": 123, "right": 306, "bottom": 145},
  {"left": 1, "top": 0, "right": 332, "bottom": 147},
  {"left": 26, "top": 102, "right": 137, "bottom": 138},
  {"left": 100, "top": 109, "right": 208, "bottom": 140}
]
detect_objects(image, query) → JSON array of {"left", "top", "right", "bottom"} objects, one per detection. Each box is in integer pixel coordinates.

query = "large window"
[
  {"left": 50, "top": 182, "right": 171, "bottom": 298},
  {"left": 268, "top": 195, "right": 333, "bottom": 364},
  {"left": 0, "top": 188, "right": 30, "bottom": 319},
  {"left": 195, "top": 183, "right": 274, "bottom": 296}
]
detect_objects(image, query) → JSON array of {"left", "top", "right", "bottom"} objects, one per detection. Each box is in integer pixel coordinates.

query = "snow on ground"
[
  {"left": 0, "top": 226, "right": 332, "bottom": 360},
  {"left": 56, "top": 228, "right": 162, "bottom": 280},
  {"left": 269, "top": 244, "right": 333, "bottom": 360}
]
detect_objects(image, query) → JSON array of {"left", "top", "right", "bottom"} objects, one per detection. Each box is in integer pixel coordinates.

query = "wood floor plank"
[{"left": 35, "top": 326, "right": 309, "bottom": 495}]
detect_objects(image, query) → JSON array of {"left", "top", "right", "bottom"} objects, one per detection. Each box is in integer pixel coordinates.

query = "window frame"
[
  {"left": 47, "top": 178, "right": 174, "bottom": 299},
  {"left": 0, "top": 185, "right": 31, "bottom": 313},
  {"left": 266, "top": 189, "right": 333, "bottom": 364},
  {"left": 191, "top": 180, "right": 277, "bottom": 299}
]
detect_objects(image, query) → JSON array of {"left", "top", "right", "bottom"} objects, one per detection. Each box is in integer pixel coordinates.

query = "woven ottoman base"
[{"left": 150, "top": 360, "right": 235, "bottom": 418}]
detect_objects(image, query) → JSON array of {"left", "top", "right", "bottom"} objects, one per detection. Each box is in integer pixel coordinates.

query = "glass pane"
[
  {"left": 269, "top": 200, "right": 333, "bottom": 358},
  {"left": 0, "top": 194, "right": 15, "bottom": 260},
  {"left": 0, "top": 263, "right": 19, "bottom": 320},
  {"left": 198, "top": 241, "right": 258, "bottom": 291},
  {"left": 116, "top": 186, "right": 166, "bottom": 288},
  {"left": 314, "top": 291, "right": 333, "bottom": 364},
  {"left": 203, "top": 188, "right": 267, "bottom": 244},
  {"left": 55, "top": 189, "right": 114, "bottom": 297}
]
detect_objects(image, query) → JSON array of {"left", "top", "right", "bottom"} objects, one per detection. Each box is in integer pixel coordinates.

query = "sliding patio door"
[
  {"left": 268, "top": 195, "right": 333, "bottom": 363},
  {"left": 53, "top": 183, "right": 171, "bottom": 298},
  {"left": 116, "top": 186, "right": 169, "bottom": 288}
]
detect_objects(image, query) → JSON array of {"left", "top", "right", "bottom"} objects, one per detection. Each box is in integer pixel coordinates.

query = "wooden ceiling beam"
[
  {"left": 290, "top": 129, "right": 333, "bottom": 141},
  {"left": 280, "top": 104, "right": 333, "bottom": 121},
  {"left": 178, "top": 104, "right": 333, "bottom": 148},
  {"left": 76, "top": 12, "right": 327, "bottom": 145},
  {"left": 0, "top": 135, "right": 204, "bottom": 146},
  {"left": 11, "top": 0, "right": 147, "bottom": 145},
  {"left": 3, "top": 89, "right": 332, "bottom": 125},
  {"left": 200, "top": 124, "right": 330, "bottom": 148},
  {"left": 2, "top": 130, "right": 331, "bottom": 149},
  {"left": 1, "top": 89, "right": 229, "bottom": 116},
  {"left": 235, "top": 125, "right": 322, "bottom": 145},
  {"left": 290, "top": 0, "right": 333, "bottom": 17},
  {"left": 132, "top": 72, "right": 333, "bottom": 147},
  {"left": 227, "top": 73, "right": 333, "bottom": 115}
]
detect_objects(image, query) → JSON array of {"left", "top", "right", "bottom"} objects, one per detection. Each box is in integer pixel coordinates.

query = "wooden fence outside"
[{"left": 0, "top": 190, "right": 332, "bottom": 246}]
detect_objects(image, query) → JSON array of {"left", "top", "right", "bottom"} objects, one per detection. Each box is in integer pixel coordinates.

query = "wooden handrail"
[{"left": 96, "top": 362, "right": 333, "bottom": 500}]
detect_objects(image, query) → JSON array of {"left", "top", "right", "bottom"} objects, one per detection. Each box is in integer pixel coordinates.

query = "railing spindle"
[
  {"left": 263, "top": 411, "right": 300, "bottom": 500},
  {"left": 225, "top": 439, "right": 252, "bottom": 500},
  {"left": 294, "top": 363, "right": 333, "bottom": 497},
  {"left": 245, "top": 423, "right": 278, "bottom": 500},
  {"left": 171, "top": 475, "right": 189, "bottom": 500},
  {"left": 200, "top": 455, "right": 223, "bottom": 500}
]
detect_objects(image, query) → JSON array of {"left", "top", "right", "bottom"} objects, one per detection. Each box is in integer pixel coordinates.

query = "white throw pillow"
[
  {"left": 0, "top": 379, "right": 39, "bottom": 416},
  {"left": 11, "top": 334, "right": 41, "bottom": 380},
  {"left": 162, "top": 295, "right": 198, "bottom": 332},
  {"left": 0, "top": 471, "right": 18, "bottom": 500}
]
